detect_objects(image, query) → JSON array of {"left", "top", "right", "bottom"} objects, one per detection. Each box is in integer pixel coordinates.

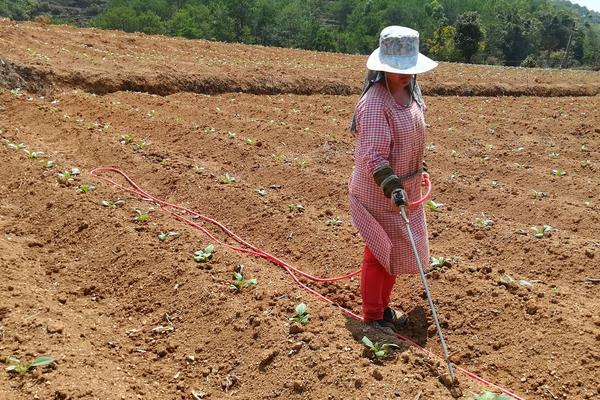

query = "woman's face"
[{"left": 385, "top": 73, "right": 413, "bottom": 88}]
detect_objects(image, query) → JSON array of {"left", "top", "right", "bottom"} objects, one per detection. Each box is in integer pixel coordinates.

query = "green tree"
[
  {"left": 426, "top": 25, "right": 459, "bottom": 61},
  {"left": 454, "top": 11, "right": 484, "bottom": 62}
]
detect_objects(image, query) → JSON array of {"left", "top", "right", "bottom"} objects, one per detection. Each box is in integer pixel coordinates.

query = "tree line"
[{"left": 3, "top": 0, "right": 600, "bottom": 69}]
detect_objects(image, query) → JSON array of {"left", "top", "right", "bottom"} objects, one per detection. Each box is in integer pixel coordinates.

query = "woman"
[{"left": 349, "top": 26, "right": 438, "bottom": 333}]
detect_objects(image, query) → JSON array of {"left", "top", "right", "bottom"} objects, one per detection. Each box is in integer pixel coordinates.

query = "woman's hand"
[{"left": 391, "top": 188, "right": 408, "bottom": 211}]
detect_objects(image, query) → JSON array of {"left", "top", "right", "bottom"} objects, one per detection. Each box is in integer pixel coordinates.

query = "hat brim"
[{"left": 366, "top": 48, "right": 438, "bottom": 74}]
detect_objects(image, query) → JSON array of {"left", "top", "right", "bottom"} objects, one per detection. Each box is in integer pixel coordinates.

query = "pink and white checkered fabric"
[{"left": 349, "top": 82, "right": 429, "bottom": 275}]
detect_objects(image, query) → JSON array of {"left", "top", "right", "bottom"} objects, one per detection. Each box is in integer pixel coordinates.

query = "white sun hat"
[{"left": 366, "top": 26, "right": 438, "bottom": 74}]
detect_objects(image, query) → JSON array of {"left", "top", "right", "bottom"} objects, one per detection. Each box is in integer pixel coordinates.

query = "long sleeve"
[{"left": 355, "top": 101, "right": 391, "bottom": 176}]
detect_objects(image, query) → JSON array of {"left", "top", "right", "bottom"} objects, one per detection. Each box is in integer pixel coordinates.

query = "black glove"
[
  {"left": 373, "top": 165, "right": 403, "bottom": 198},
  {"left": 391, "top": 188, "right": 408, "bottom": 207},
  {"left": 422, "top": 160, "right": 428, "bottom": 173}
]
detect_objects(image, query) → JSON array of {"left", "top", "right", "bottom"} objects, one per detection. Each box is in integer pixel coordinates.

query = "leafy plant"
[
  {"left": 229, "top": 272, "right": 257, "bottom": 291},
  {"left": 120, "top": 134, "right": 134, "bottom": 145},
  {"left": 531, "top": 225, "right": 553, "bottom": 239},
  {"left": 5, "top": 141, "right": 25, "bottom": 151},
  {"left": 24, "top": 149, "right": 43, "bottom": 159},
  {"left": 288, "top": 204, "right": 305, "bottom": 213},
  {"left": 551, "top": 169, "right": 566, "bottom": 177},
  {"left": 77, "top": 184, "right": 96, "bottom": 193},
  {"left": 425, "top": 200, "right": 444, "bottom": 212},
  {"left": 221, "top": 173, "right": 236, "bottom": 184},
  {"left": 431, "top": 256, "right": 449, "bottom": 269},
  {"left": 192, "top": 164, "right": 205, "bottom": 174},
  {"left": 361, "top": 336, "right": 399, "bottom": 359},
  {"left": 5, "top": 355, "right": 55, "bottom": 374},
  {"left": 132, "top": 141, "right": 146, "bottom": 151},
  {"left": 548, "top": 152, "right": 560, "bottom": 159},
  {"left": 203, "top": 127, "right": 216, "bottom": 133},
  {"left": 474, "top": 214, "right": 494, "bottom": 228},
  {"left": 226, "top": 131, "right": 236, "bottom": 139},
  {"left": 580, "top": 159, "right": 591, "bottom": 167},
  {"left": 158, "top": 231, "right": 180, "bottom": 241},
  {"left": 194, "top": 244, "right": 215, "bottom": 263},
  {"left": 44, "top": 160, "right": 55, "bottom": 169},
  {"left": 134, "top": 209, "right": 151, "bottom": 223},
  {"left": 473, "top": 391, "right": 514, "bottom": 400},
  {"left": 101, "top": 199, "right": 124, "bottom": 208},
  {"left": 245, "top": 138, "right": 256, "bottom": 145},
  {"left": 57, "top": 168, "right": 80, "bottom": 184},
  {"left": 295, "top": 159, "right": 309, "bottom": 169},
  {"left": 290, "top": 303, "right": 309, "bottom": 325},
  {"left": 530, "top": 190, "right": 547, "bottom": 199},
  {"left": 326, "top": 217, "right": 342, "bottom": 226},
  {"left": 256, "top": 188, "right": 267, "bottom": 197}
]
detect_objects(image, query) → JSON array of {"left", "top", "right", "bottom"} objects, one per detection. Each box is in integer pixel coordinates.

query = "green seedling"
[
  {"left": 5, "top": 141, "right": 25, "bottom": 151},
  {"left": 474, "top": 214, "right": 494, "bottom": 228},
  {"left": 134, "top": 209, "right": 151, "bottom": 223},
  {"left": 192, "top": 164, "right": 205, "bottom": 174},
  {"left": 431, "top": 256, "right": 449, "bottom": 269},
  {"left": 194, "top": 244, "right": 215, "bottom": 263},
  {"left": 221, "top": 173, "right": 236, "bottom": 184},
  {"left": 581, "top": 160, "right": 591, "bottom": 167},
  {"left": 473, "top": 391, "right": 514, "bottom": 400},
  {"left": 132, "top": 141, "right": 146, "bottom": 151},
  {"left": 57, "top": 168, "right": 80, "bottom": 184},
  {"left": 271, "top": 153, "right": 283, "bottom": 162},
  {"left": 5, "top": 355, "right": 55, "bottom": 374},
  {"left": 146, "top": 110, "right": 156, "bottom": 117},
  {"left": 290, "top": 303, "right": 309, "bottom": 325},
  {"left": 326, "top": 217, "right": 342, "bottom": 226},
  {"left": 514, "top": 163, "right": 529, "bottom": 169},
  {"left": 361, "top": 336, "right": 399, "bottom": 360},
  {"left": 548, "top": 152, "right": 560, "bottom": 159},
  {"left": 303, "top": 127, "right": 311, "bottom": 132},
  {"left": 288, "top": 204, "right": 305, "bottom": 213},
  {"left": 450, "top": 149, "right": 459, "bottom": 157},
  {"left": 551, "top": 169, "right": 566, "bottom": 177},
  {"left": 226, "top": 131, "right": 236, "bottom": 139},
  {"left": 425, "top": 200, "right": 444, "bottom": 212},
  {"left": 159, "top": 159, "right": 170, "bottom": 166},
  {"left": 295, "top": 159, "right": 309, "bottom": 169},
  {"left": 43, "top": 160, "right": 55, "bottom": 169},
  {"left": 120, "top": 134, "right": 134, "bottom": 145},
  {"left": 24, "top": 149, "right": 43, "bottom": 159},
  {"left": 229, "top": 272, "right": 257, "bottom": 292},
  {"left": 101, "top": 199, "right": 124, "bottom": 209},
  {"left": 530, "top": 190, "right": 547, "bottom": 199},
  {"left": 10, "top": 88, "right": 22, "bottom": 97},
  {"left": 531, "top": 225, "right": 553, "bottom": 239},
  {"left": 245, "top": 138, "right": 256, "bottom": 145},
  {"left": 581, "top": 144, "right": 588, "bottom": 152},
  {"left": 158, "top": 231, "right": 180, "bottom": 241},
  {"left": 256, "top": 188, "right": 267, "bottom": 197},
  {"left": 203, "top": 127, "right": 216, "bottom": 133},
  {"left": 426, "top": 143, "right": 436, "bottom": 151},
  {"left": 77, "top": 185, "right": 96, "bottom": 193}
]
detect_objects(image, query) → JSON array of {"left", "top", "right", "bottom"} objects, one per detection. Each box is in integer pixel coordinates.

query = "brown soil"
[
  {"left": 1, "top": 19, "right": 600, "bottom": 400},
  {"left": 1, "top": 19, "right": 600, "bottom": 97}
]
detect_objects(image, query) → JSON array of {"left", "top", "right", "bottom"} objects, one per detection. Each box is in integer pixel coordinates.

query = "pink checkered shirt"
[{"left": 349, "top": 81, "right": 429, "bottom": 275}]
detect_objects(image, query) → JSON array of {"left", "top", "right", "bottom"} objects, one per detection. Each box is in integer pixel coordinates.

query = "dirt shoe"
[
  {"left": 383, "top": 307, "right": 409, "bottom": 329},
  {"left": 368, "top": 319, "right": 397, "bottom": 336}
]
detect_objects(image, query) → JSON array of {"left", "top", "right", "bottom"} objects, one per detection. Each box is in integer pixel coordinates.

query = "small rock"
[
  {"left": 372, "top": 369, "right": 383, "bottom": 381},
  {"left": 46, "top": 321, "right": 64, "bottom": 334},
  {"left": 526, "top": 304, "right": 538, "bottom": 315},
  {"left": 354, "top": 378, "right": 363, "bottom": 389},
  {"left": 585, "top": 248, "right": 595, "bottom": 259},
  {"left": 289, "top": 323, "right": 304, "bottom": 334},
  {"left": 156, "top": 348, "right": 168, "bottom": 358},
  {"left": 292, "top": 380, "right": 304, "bottom": 393},
  {"left": 259, "top": 349, "right": 279, "bottom": 370},
  {"left": 57, "top": 294, "right": 67, "bottom": 304}
]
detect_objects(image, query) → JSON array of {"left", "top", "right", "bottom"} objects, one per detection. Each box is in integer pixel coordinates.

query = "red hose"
[{"left": 90, "top": 167, "right": 524, "bottom": 400}]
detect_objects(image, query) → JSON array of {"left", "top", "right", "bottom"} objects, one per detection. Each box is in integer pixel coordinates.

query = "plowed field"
[{"left": 1, "top": 19, "right": 599, "bottom": 400}]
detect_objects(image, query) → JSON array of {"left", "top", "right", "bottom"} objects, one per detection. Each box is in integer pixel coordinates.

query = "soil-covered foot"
[{"left": 383, "top": 307, "right": 409, "bottom": 329}]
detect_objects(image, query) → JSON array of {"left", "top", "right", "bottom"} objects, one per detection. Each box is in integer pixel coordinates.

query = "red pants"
[{"left": 361, "top": 246, "right": 396, "bottom": 323}]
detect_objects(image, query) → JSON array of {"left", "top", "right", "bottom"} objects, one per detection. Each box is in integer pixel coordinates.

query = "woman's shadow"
[{"left": 345, "top": 306, "right": 429, "bottom": 348}]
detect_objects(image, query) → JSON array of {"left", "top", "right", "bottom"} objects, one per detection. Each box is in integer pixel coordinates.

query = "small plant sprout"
[
  {"left": 132, "top": 141, "right": 146, "bottom": 151},
  {"left": 552, "top": 169, "right": 566, "bottom": 177},
  {"left": 158, "top": 231, "right": 180, "bottom": 242},
  {"left": 581, "top": 159, "right": 591, "bottom": 168},
  {"left": 221, "top": 173, "right": 236, "bottom": 184},
  {"left": 256, "top": 188, "right": 267, "bottom": 197},
  {"left": 271, "top": 153, "right": 283, "bottom": 162},
  {"left": 425, "top": 200, "right": 444, "bottom": 212},
  {"left": 245, "top": 138, "right": 256, "bottom": 145},
  {"left": 101, "top": 199, "right": 124, "bottom": 209},
  {"left": 296, "top": 159, "right": 309, "bottom": 169},
  {"left": 57, "top": 170, "right": 74, "bottom": 185},
  {"left": 229, "top": 272, "right": 257, "bottom": 292},
  {"left": 474, "top": 213, "right": 495, "bottom": 228},
  {"left": 361, "top": 336, "right": 399, "bottom": 360},
  {"left": 192, "top": 164, "right": 205, "bottom": 174},
  {"left": 146, "top": 109, "right": 156, "bottom": 117},
  {"left": 426, "top": 143, "right": 436, "bottom": 151},
  {"left": 226, "top": 131, "right": 236, "bottom": 139},
  {"left": 5, "top": 141, "right": 25, "bottom": 151},
  {"left": 203, "top": 127, "right": 216, "bottom": 133},
  {"left": 10, "top": 88, "right": 22, "bottom": 97},
  {"left": 288, "top": 204, "right": 305, "bottom": 213},
  {"left": 450, "top": 149, "right": 459, "bottom": 157},
  {"left": 431, "top": 256, "right": 449, "bottom": 269},
  {"left": 530, "top": 190, "right": 547, "bottom": 199},
  {"left": 5, "top": 355, "right": 55, "bottom": 374},
  {"left": 581, "top": 144, "right": 588, "bottom": 152},
  {"left": 159, "top": 158, "right": 170, "bottom": 166},
  {"left": 326, "top": 217, "right": 343, "bottom": 226},
  {"left": 44, "top": 160, "right": 55, "bottom": 169},
  {"left": 77, "top": 184, "right": 96, "bottom": 193},
  {"left": 473, "top": 391, "right": 514, "bottom": 400},
  {"left": 120, "top": 134, "right": 135, "bottom": 145},
  {"left": 290, "top": 303, "right": 309, "bottom": 325},
  {"left": 134, "top": 209, "right": 151, "bottom": 223},
  {"left": 24, "top": 149, "right": 43, "bottom": 159},
  {"left": 531, "top": 225, "right": 553, "bottom": 239},
  {"left": 194, "top": 244, "right": 215, "bottom": 263},
  {"left": 548, "top": 152, "right": 560, "bottom": 159}
]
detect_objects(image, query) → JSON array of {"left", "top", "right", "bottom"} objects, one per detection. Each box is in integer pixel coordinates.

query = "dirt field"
[{"left": 1, "top": 19, "right": 599, "bottom": 400}]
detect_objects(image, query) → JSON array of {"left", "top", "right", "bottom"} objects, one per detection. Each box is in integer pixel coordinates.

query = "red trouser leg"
[{"left": 361, "top": 246, "right": 396, "bottom": 323}]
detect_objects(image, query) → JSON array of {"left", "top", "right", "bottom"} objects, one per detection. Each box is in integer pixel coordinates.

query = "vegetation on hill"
[{"left": 1, "top": 0, "right": 599, "bottom": 69}]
